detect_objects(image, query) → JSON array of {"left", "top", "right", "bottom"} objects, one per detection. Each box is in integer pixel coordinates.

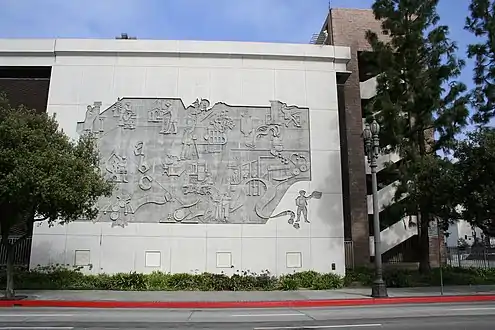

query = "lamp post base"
[{"left": 371, "top": 279, "right": 388, "bottom": 298}]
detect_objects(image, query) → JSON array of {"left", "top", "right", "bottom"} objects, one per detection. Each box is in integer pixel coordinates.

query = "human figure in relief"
[
  {"left": 295, "top": 190, "right": 311, "bottom": 223},
  {"left": 83, "top": 103, "right": 101, "bottom": 134},
  {"left": 180, "top": 117, "right": 198, "bottom": 160},
  {"left": 295, "top": 190, "right": 322, "bottom": 223}
]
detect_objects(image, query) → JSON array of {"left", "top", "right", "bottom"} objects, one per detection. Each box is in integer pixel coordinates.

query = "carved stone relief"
[{"left": 76, "top": 98, "right": 317, "bottom": 228}]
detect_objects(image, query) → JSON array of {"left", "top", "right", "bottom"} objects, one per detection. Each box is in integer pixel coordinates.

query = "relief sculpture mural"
[{"left": 76, "top": 98, "right": 320, "bottom": 229}]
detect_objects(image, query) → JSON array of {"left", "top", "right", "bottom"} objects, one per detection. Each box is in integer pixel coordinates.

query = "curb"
[{"left": 1, "top": 295, "right": 495, "bottom": 309}]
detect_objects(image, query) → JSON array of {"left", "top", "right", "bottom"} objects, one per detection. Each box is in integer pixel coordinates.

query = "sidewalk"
[{"left": 1, "top": 285, "right": 495, "bottom": 308}]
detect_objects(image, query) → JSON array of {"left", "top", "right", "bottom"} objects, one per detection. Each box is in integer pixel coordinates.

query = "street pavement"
[
  {"left": 0, "top": 302, "right": 495, "bottom": 329},
  {"left": 11, "top": 285, "right": 495, "bottom": 301}
]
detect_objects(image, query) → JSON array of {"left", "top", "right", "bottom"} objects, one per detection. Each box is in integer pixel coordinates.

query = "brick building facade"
[
  {"left": 323, "top": 8, "right": 444, "bottom": 267},
  {"left": 326, "top": 8, "right": 385, "bottom": 266}
]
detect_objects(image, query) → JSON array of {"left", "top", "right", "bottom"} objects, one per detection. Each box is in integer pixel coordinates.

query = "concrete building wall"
[
  {"left": 0, "top": 39, "right": 351, "bottom": 276},
  {"left": 446, "top": 221, "right": 482, "bottom": 247}
]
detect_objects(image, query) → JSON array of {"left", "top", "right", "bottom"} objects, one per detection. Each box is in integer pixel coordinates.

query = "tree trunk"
[
  {"left": 417, "top": 126, "right": 432, "bottom": 274},
  {"left": 4, "top": 241, "right": 15, "bottom": 299},
  {"left": 418, "top": 211, "right": 431, "bottom": 274},
  {"left": 1, "top": 233, "right": 16, "bottom": 299}
]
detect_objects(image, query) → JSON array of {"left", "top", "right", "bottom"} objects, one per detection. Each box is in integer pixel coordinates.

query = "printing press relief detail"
[{"left": 76, "top": 98, "right": 317, "bottom": 229}]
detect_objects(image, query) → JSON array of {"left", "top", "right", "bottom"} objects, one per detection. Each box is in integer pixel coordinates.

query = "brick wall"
[
  {"left": 327, "top": 8, "right": 385, "bottom": 265},
  {"left": 327, "top": 8, "right": 444, "bottom": 268}
]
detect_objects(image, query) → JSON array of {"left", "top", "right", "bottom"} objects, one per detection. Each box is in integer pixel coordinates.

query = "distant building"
[{"left": 445, "top": 221, "right": 485, "bottom": 247}]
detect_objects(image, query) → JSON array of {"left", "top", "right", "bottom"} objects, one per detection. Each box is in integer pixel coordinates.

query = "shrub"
[
  {"left": 383, "top": 269, "right": 414, "bottom": 288},
  {"left": 312, "top": 273, "right": 344, "bottom": 290},
  {"left": 278, "top": 274, "right": 300, "bottom": 291},
  {"left": 344, "top": 267, "right": 374, "bottom": 287},
  {"left": 0, "top": 266, "right": 344, "bottom": 291},
  {"left": 291, "top": 270, "right": 319, "bottom": 288},
  {"left": 107, "top": 272, "right": 147, "bottom": 291},
  {"left": 345, "top": 266, "right": 495, "bottom": 288},
  {"left": 2, "top": 265, "right": 488, "bottom": 291}
]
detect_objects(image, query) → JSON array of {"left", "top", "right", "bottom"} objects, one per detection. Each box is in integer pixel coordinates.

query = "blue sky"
[{"left": 0, "top": 0, "right": 474, "bottom": 92}]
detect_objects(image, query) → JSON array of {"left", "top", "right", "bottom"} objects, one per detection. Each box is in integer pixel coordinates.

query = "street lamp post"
[{"left": 363, "top": 119, "right": 388, "bottom": 298}]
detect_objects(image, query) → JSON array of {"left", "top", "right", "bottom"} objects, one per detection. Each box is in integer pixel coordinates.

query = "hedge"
[
  {"left": 1, "top": 265, "right": 494, "bottom": 291},
  {"left": 0, "top": 266, "right": 344, "bottom": 291},
  {"left": 345, "top": 266, "right": 495, "bottom": 288}
]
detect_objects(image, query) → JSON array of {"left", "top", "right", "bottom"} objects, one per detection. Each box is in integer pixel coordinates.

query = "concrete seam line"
[{"left": 0, "top": 295, "right": 494, "bottom": 308}]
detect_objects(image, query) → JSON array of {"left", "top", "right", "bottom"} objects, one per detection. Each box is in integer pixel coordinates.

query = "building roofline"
[{"left": 0, "top": 38, "right": 351, "bottom": 66}]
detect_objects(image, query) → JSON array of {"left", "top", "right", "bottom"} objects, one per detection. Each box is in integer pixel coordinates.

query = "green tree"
[
  {"left": 366, "top": 0, "right": 469, "bottom": 272},
  {"left": 0, "top": 94, "right": 113, "bottom": 298},
  {"left": 466, "top": 0, "right": 495, "bottom": 124},
  {"left": 453, "top": 128, "right": 495, "bottom": 237}
]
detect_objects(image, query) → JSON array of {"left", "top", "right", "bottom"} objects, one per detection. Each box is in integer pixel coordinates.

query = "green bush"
[
  {"left": 291, "top": 270, "right": 319, "bottom": 288},
  {"left": 2, "top": 265, "right": 493, "bottom": 291},
  {"left": 278, "top": 274, "right": 300, "bottom": 291},
  {"left": 0, "top": 266, "right": 344, "bottom": 291},
  {"left": 344, "top": 267, "right": 374, "bottom": 287},
  {"left": 432, "top": 266, "right": 495, "bottom": 285},
  {"left": 312, "top": 273, "right": 344, "bottom": 290},
  {"left": 345, "top": 266, "right": 495, "bottom": 288}
]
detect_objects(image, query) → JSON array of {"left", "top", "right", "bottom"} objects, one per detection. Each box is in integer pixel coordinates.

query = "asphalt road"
[{"left": 0, "top": 302, "right": 495, "bottom": 329}]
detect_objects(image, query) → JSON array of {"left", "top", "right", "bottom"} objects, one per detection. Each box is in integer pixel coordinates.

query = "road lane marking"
[
  {"left": 0, "top": 327, "right": 74, "bottom": 330},
  {"left": 451, "top": 307, "right": 495, "bottom": 311},
  {"left": 231, "top": 313, "right": 305, "bottom": 317},
  {"left": 253, "top": 324, "right": 382, "bottom": 330},
  {"left": 0, "top": 314, "right": 73, "bottom": 317}
]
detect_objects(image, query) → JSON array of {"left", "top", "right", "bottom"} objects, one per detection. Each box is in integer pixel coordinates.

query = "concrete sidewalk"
[
  {"left": 1, "top": 285, "right": 495, "bottom": 308},
  {"left": 12, "top": 285, "right": 495, "bottom": 301}
]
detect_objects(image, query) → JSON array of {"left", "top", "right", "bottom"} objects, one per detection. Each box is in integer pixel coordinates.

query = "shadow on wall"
[
  {"left": 313, "top": 154, "right": 343, "bottom": 236},
  {"left": 29, "top": 235, "right": 68, "bottom": 270},
  {"left": 311, "top": 165, "right": 345, "bottom": 274},
  {"left": 0, "top": 66, "right": 51, "bottom": 113}
]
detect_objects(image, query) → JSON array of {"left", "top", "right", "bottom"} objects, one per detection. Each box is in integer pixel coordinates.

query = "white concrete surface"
[
  {"left": 0, "top": 38, "right": 350, "bottom": 276},
  {"left": 361, "top": 70, "right": 414, "bottom": 254},
  {"left": 367, "top": 180, "right": 405, "bottom": 215},
  {"left": 360, "top": 76, "right": 378, "bottom": 99},
  {"left": 446, "top": 220, "right": 483, "bottom": 247},
  {"left": 369, "top": 216, "right": 418, "bottom": 256},
  {"left": 365, "top": 151, "right": 401, "bottom": 174}
]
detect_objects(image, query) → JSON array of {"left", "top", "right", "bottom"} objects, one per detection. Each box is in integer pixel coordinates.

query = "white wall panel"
[{"left": 20, "top": 38, "right": 351, "bottom": 276}]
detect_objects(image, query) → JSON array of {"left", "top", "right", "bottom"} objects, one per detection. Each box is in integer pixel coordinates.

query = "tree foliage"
[
  {"left": 366, "top": 0, "right": 469, "bottom": 272},
  {"left": 0, "top": 93, "right": 113, "bottom": 298},
  {"left": 466, "top": 0, "right": 495, "bottom": 124},
  {"left": 393, "top": 155, "right": 458, "bottom": 228},
  {"left": 453, "top": 128, "right": 495, "bottom": 237}
]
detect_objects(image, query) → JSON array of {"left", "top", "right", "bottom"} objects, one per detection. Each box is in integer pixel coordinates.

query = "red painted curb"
[{"left": 1, "top": 295, "right": 495, "bottom": 308}]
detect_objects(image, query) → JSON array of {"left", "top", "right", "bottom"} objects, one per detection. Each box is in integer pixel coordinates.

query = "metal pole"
[
  {"left": 370, "top": 127, "right": 387, "bottom": 298},
  {"left": 484, "top": 246, "right": 488, "bottom": 269},
  {"left": 437, "top": 219, "right": 444, "bottom": 295}
]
